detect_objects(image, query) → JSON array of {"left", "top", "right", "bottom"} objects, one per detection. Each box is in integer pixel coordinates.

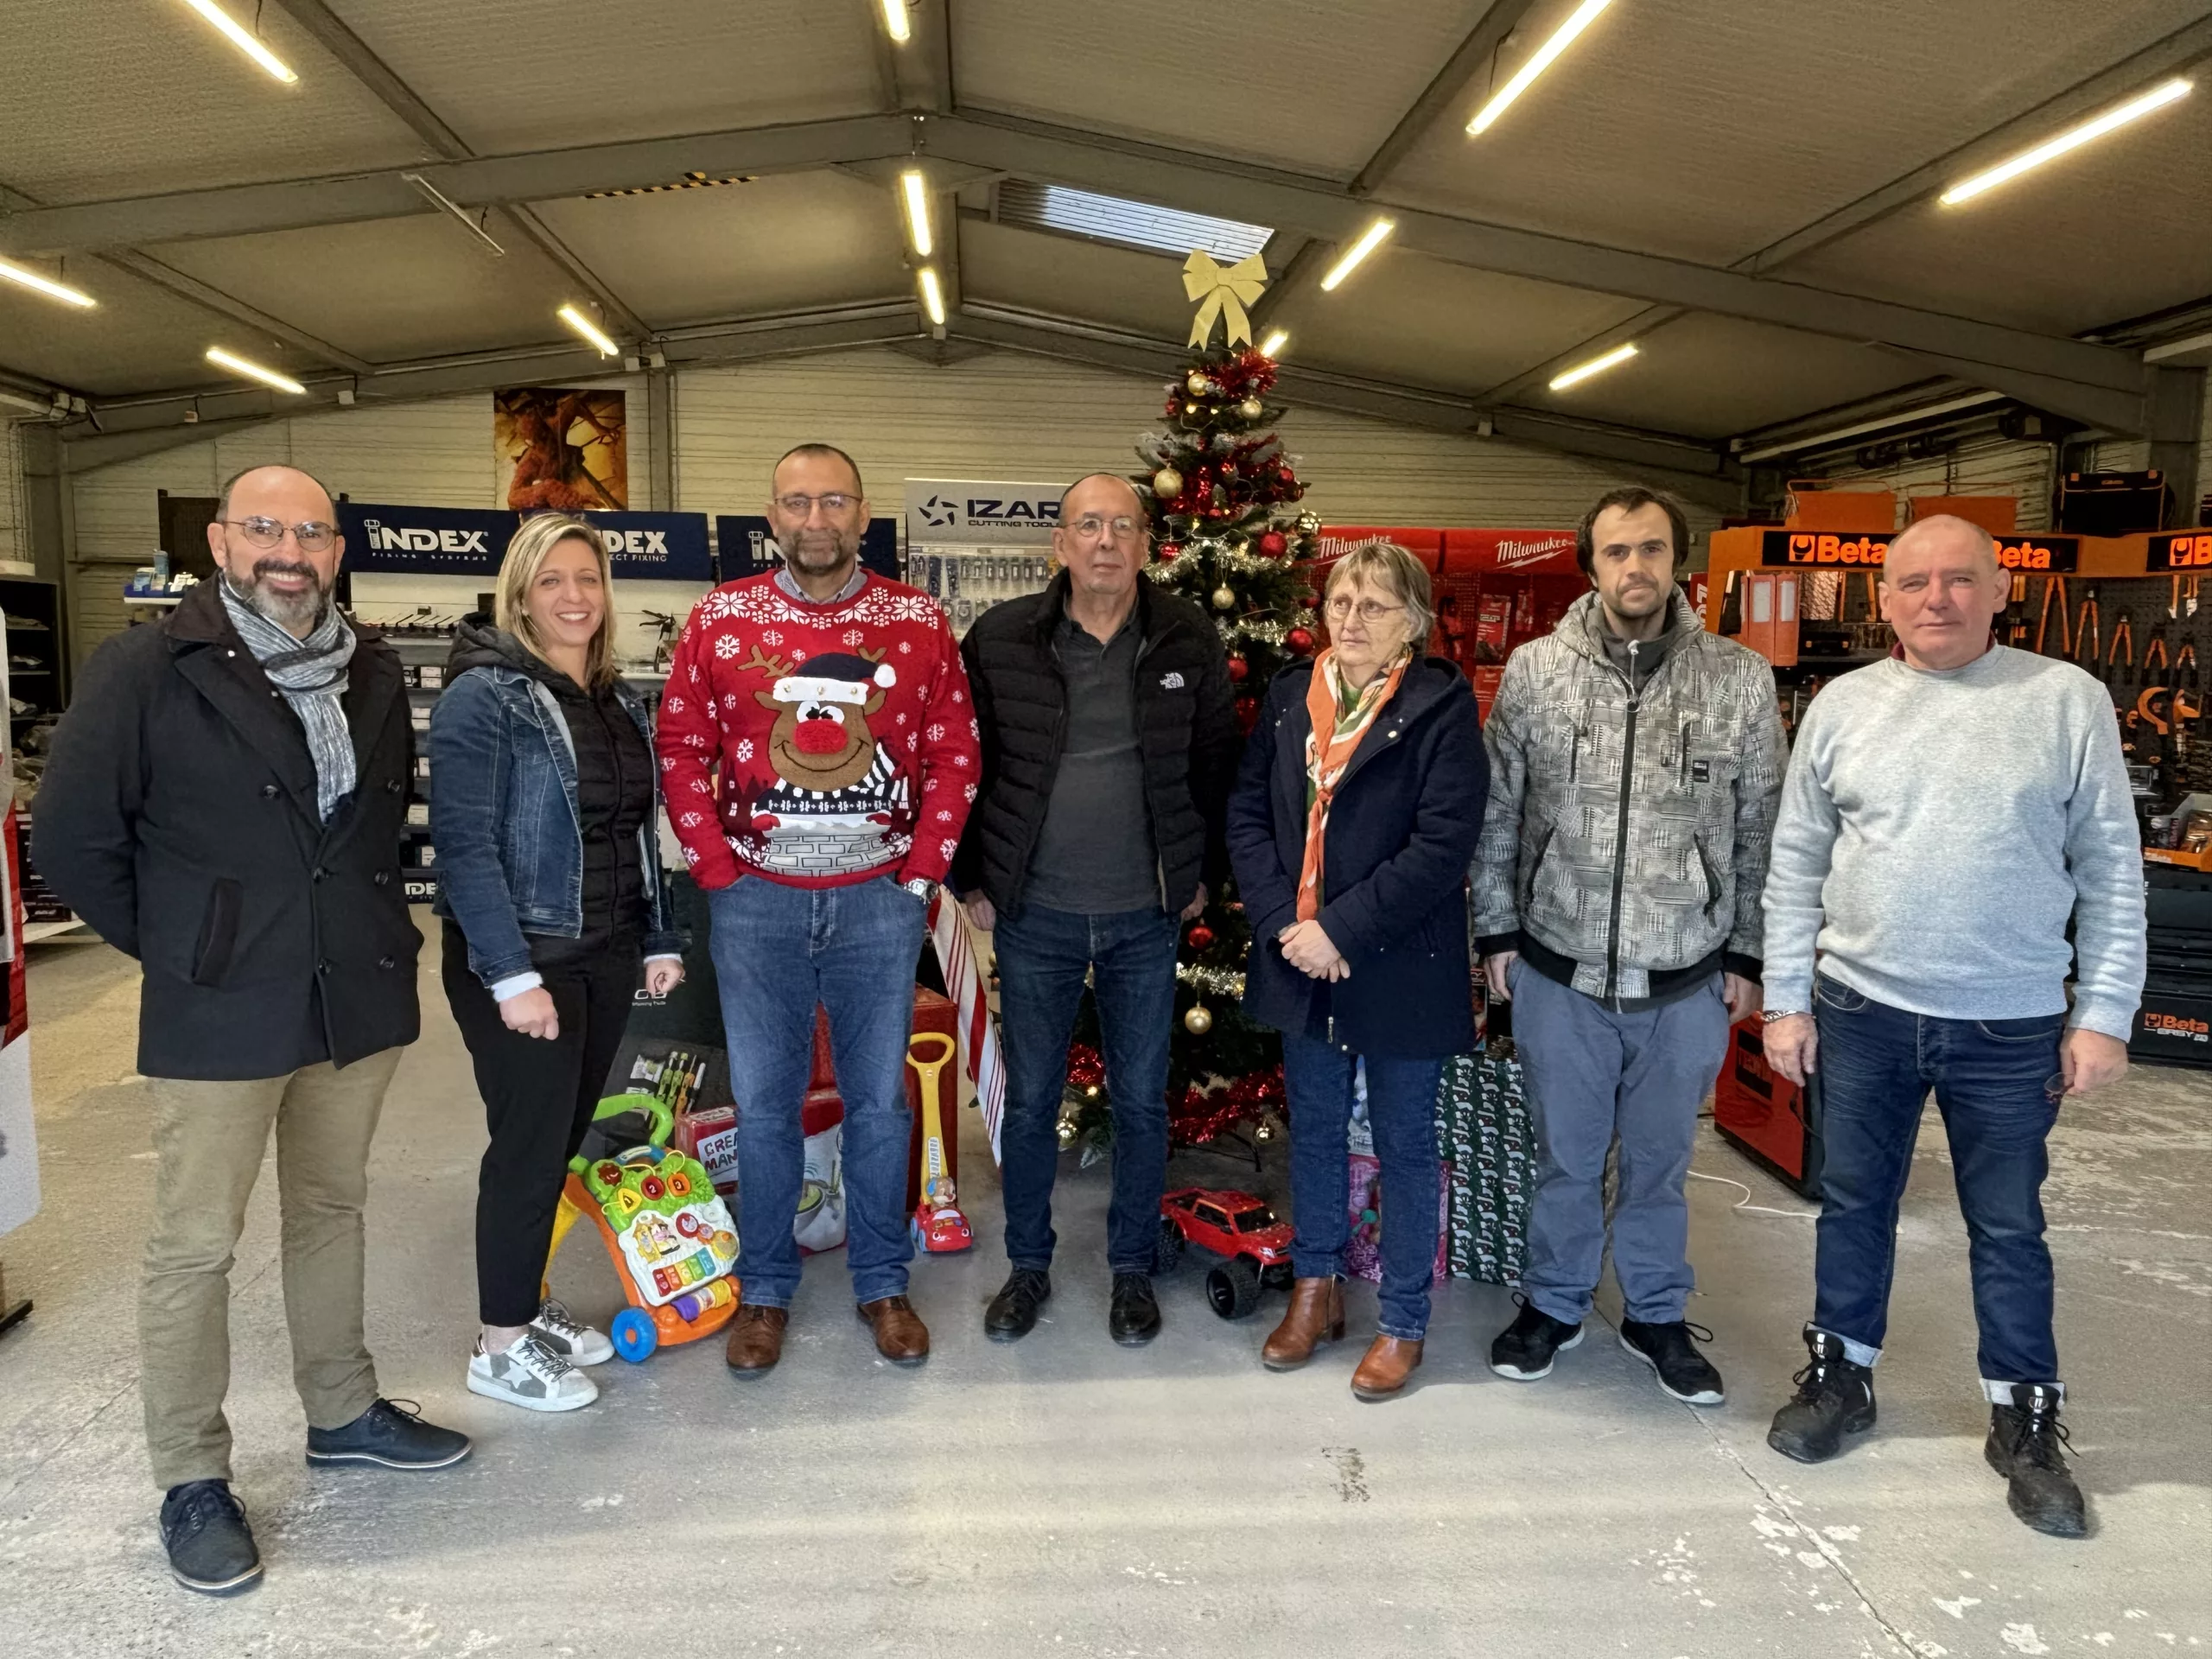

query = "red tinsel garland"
[{"left": 1062, "top": 1046, "right": 1282, "bottom": 1146}]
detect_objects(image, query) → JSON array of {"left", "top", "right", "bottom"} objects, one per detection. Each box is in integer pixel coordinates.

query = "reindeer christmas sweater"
[{"left": 655, "top": 569, "right": 982, "bottom": 891}]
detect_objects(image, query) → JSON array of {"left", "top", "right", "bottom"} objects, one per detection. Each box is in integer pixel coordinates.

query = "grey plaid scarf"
[{"left": 220, "top": 581, "right": 359, "bottom": 822}]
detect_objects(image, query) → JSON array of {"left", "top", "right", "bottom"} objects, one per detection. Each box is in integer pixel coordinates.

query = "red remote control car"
[{"left": 1156, "top": 1187, "right": 1295, "bottom": 1319}]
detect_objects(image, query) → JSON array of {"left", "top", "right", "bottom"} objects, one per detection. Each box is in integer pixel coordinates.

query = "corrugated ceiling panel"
[
  {"left": 954, "top": 0, "right": 1475, "bottom": 177},
  {"left": 0, "top": 3, "right": 428, "bottom": 201},
  {"left": 0, "top": 262, "right": 256, "bottom": 397},
  {"left": 529, "top": 175, "right": 914, "bottom": 328},
  {"left": 324, "top": 0, "right": 880, "bottom": 153},
  {"left": 958, "top": 221, "right": 1195, "bottom": 340},
  {"left": 1385, "top": 0, "right": 2212, "bottom": 266}
]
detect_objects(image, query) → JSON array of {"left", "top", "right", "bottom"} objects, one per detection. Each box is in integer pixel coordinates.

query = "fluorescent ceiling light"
[
  {"left": 1548, "top": 341, "right": 1637, "bottom": 391},
  {"left": 997, "top": 180, "right": 1272, "bottom": 263},
  {"left": 900, "top": 170, "right": 934, "bottom": 258},
  {"left": 879, "top": 0, "right": 911, "bottom": 44},
  {"left": 1259, "top": 328, "right": 1288, "bottom": 358},
  {"left": 1468, "top": 0, "right": 1611, "bottom": 135},
  {"left": 206, "top": 346, "right": 305, "bottom": 394},
  {"left": 918, "top": 267, "right": 946, "bottom": 327},
  {"left": 1319, "top": 219, "right": 1394, "bottom": 291},
  {"left": 558, "top": 303, "right": 620, "bottom": 356},
  {"left": 181, "top": 0, "right": 298, "bottom": 83},
  {"left": 1940, "top": 78, "right": 2191, "bottom": 205},
  {"left": 0, "top": 256, "right": 95, "bottom": 308}
]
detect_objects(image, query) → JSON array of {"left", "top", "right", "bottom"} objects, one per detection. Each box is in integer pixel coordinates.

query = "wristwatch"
[{"left": 902, "top": 876, "right": 934, "bottom": 904}]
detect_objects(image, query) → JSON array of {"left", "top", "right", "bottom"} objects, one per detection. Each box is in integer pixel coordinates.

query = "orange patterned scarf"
[{"left": 1296, "top": 646, "right": 1410, "bottom": 922}]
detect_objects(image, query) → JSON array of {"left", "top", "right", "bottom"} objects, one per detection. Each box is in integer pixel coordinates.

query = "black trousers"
[{"left": 442, "top": 924, "right": 640, "bottom": 1326}]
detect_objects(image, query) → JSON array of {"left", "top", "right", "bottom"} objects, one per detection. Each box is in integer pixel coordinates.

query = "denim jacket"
[{"left": 429, "top": 645, "right": 683, "bottom": 988}]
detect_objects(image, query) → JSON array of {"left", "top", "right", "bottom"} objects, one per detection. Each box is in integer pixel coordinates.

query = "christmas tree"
[{"left": 1059, "top": 254, "right": 1319, "bottom": 1155}]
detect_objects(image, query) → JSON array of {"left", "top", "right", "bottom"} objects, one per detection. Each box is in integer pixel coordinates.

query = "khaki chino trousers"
[{"left": 139, "top": 1048, "right": 402, "bottom": 1490}]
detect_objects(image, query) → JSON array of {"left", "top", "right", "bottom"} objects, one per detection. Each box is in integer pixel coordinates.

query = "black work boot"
[
  {"left": 983, "top": 1268, "right": 1051, "bottom": 1342},
  {"left": 1986, "top": 1382, "right": 2088, "bottom": 1539},
  {"left": 1768, "top": 1326, "right": 1877, "bottom": 1463},
  {"left": 160, "top": 1479, "right": 263, "bottom": 1596}
]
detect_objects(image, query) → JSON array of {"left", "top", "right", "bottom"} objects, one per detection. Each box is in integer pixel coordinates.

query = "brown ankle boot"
[
  {"left": 1351, "top": 1334, "right": 1423, "bottom": 1401},
  {"left": 1262, "top": 1277, "right": 1346, "bottom": 1371},
  {"left": 857, "top": 1296, "right": 931, "bottom": 1366}
]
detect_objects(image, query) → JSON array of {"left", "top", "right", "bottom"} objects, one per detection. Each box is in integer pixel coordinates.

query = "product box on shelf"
[{"left": 2130, "top": 991, "right": 2212, "bottom": 1065}]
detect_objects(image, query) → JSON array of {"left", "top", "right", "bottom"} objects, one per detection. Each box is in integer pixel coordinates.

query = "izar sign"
[{"left": 903, "top": 479, "right": 1065, "bottom": 545}]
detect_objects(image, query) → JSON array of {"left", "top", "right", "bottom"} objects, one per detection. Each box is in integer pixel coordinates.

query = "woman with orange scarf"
[{"left": 1225, "top": 541, "right": 1488, "bottom": 1400}]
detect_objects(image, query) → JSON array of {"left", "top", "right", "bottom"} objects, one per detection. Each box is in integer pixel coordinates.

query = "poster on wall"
[
  {"left": 494, "top": 387, "right": 627, "bottom": 512},
  {"left": 713, "top": 516, "right": 900, "bottom": 583}
]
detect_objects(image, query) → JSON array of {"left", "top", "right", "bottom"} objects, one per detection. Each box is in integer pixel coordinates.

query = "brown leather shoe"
[
  {"left": 857, "top": 1295, "right": 930, "bottom": 1366},
  {"left": 724, "top": 1304, "right": 788, "bottom": 1377},
  {"left": 1262, "top": 1277, "right": 1346, "bottom": 1371},
  {"left": 1351, "top": 1335, "right": 1424, "bottom": 1402}
]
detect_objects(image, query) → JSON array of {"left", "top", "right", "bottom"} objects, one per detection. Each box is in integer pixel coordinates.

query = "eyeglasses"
[
  {"left": 773, "top": 492, "right": 858, "bottom": 517},
  {"left": 1323, "top": 595, "right": 1408, "bottom": 625},
  {"left": 1068, "top": 514, "right": 1146, "bottom": 542},
  {"left": 220, "top": 516, "right": 337, "bottom": 553}
]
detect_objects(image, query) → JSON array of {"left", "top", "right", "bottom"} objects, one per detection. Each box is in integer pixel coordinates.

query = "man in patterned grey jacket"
[{"left": 1472, "top": 486, "right": 1785, "bottom": 1406}]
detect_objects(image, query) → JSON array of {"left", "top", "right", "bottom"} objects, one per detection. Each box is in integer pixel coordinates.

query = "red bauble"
[
  {"left": 1186, "top": 924, "right": 1216, "bottom": 951},
  {"left": 1157, "top": 539, "right": 1183, "bottom": 563},
  {"left": 1257, "top": 530, "right": 1287, "bottom": 559},
  {"left": 1226, "top": 654, "right": 1249, "bottom": 682},
  {"left": 1286, "top": 626, "right": 1315, "bottom": 654},
  {"left": 1234, "top": 695, "right": 1261, "bottom": 734}
]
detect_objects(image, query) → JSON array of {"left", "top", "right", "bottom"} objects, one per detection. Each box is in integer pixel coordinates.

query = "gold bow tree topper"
[{"left": 1183, "top": 251, "right": 1269, "bottom": 348}]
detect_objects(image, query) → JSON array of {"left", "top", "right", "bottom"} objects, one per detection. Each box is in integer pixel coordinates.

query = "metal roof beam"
[
  {"left": 1351, "top": 0, "right": 1542, "bottom": 193},
  {"left": 267, "top": 0, "right": 651, "bottom": 340},
  {"left": 949, "top": 303, "right": 1740, "bottom": 509},
  {"left": 4, "top": 105, "right": 2151, "bottom": 399},
  {"left": 928, "top": 112, "right": 2145, "bottom": 397}
]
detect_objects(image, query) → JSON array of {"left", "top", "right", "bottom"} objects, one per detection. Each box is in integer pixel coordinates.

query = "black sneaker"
[
  {"left": 159, "top": 1479, "right": 263, "bottom": 1596},
  {"left": 1986, "top": 1383, "right": 2088, "bottom": 1539},
  {"left": 1109, "top": 1273, "right": 1161, "bottom": 1346},
  {"left": 305, "top": 1398, "right": 473, "bottom": 1471},
  {"left": 1489, "top": 1294, "right": 1584, "bottom": 1382},
  {"left": 1619, "top": 1318, "right": 1726, "bottom": 1405},
  {"left": 1768, "top": 1326, "right": 1877, "bottom": 1463},
  {"left": 984, "top": 1268, "right": 1052, "bottom": 1342}
]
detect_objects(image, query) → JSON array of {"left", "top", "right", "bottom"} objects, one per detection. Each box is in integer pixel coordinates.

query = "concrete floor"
[{"left": 0, "top": 930, "right": 2207, "bottom": 1658}]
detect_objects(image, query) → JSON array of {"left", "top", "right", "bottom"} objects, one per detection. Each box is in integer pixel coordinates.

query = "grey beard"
[
  {"left": 784, "top": 529, "right": 858, "bottom": 576},
  {"left": 225, "top": 568, "right": 330, "bottom": 635}
]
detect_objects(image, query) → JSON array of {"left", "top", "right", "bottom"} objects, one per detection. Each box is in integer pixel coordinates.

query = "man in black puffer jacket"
[{"left": 952, "top": 473, "right": 1237, "bottom": 1348}]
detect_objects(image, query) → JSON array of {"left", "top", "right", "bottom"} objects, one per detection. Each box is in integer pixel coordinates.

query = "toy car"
[{"left": 1155, "top": 1186, "right": 1294, "bottom": 1319}]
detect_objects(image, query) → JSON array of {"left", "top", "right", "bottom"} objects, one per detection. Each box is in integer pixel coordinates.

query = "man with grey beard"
[{"left": 35, "top": 463, "right": 469, "bottom": 1599}]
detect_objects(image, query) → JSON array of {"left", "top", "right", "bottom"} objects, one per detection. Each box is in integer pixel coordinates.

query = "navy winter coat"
[{"left": 1226, "top": 654, "right": 1490, "bottom": 1058}]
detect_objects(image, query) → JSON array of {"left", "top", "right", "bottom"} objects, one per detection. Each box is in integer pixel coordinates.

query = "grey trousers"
[{"left": 1510, "top": 961, "right": 1731, "bottom": 1325}]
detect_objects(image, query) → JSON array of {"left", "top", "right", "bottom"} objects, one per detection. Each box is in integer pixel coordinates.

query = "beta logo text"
[
  {"left": 2142, "top": 1011, "right": 2209, "bottom": 1040},
  {"left": 2152, "top": 531, "right": 2212, "bottom": 571}
]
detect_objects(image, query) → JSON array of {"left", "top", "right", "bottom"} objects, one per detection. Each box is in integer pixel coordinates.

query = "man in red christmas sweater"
[{"left": 657, "top": 443, "right": 979, "bottom": 1376}]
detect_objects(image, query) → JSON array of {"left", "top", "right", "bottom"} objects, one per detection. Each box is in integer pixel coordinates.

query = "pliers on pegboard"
[
  {"left": 2075, "top": 586, "right": 2101, "bottom": 667},
  {"left": 2033, "top": 575, "right": 2071, "bottom": 657},
  {"left": 2107, "top": 612, "right": 2135, "bottom": 689}
]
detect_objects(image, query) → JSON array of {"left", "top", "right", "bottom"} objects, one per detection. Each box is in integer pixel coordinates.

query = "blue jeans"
[
  {"left": 1513, "top": 961, "right": 1732, "bottom": 1325},
  {"left": 994, "top": 903, "right": 1179, "bottom": 1274},
  {"left": 708, "top": 874, "right": 926, "bottom": 1308},
  {"left": 1281, "top": 1034, "right": 1444, "bottom": 1340},
  {"left": 1810, "top": 975, "right": 2066, "bottom": 1386}
]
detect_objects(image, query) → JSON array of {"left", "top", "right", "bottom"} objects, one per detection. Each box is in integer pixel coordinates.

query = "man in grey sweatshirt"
[{"left": 1758, "top": 514, "right": 2144, "bottom": 1541}]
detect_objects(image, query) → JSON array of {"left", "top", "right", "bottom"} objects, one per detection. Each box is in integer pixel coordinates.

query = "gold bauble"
[
  {"left": 1187, "top": 371, "right": 1216, "bottom": 397},
  {"left": 1254, "top": 1113, "right": 1281, "bottom": 1144},
  {"left": 1184, "top": 1004, "right": 1214, "bottom": 1034},
  {"left": 1211, "top": 585, "right": 1237, "bottom": 612},
  {"left": 1239, "top": 397, "right": 1264, "bottom": 420},
  {"left": 1153, "top": 466, "right": 1185, "bottom": 499},
  {"left": 1057, "top": 1115, "right": 1078, "bottom": 1149}
]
